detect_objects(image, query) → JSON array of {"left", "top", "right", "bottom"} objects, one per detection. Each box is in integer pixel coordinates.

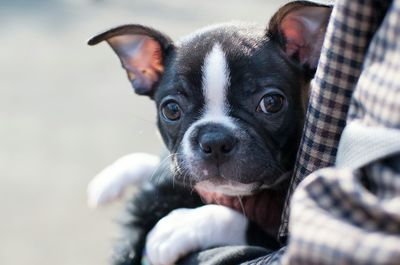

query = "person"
[{"left": 179, "top": 0, "right": 400, "bottom": 264}]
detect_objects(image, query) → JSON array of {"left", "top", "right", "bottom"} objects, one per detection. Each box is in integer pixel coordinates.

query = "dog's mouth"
[
  {"left": 194, "top": 179, "right": 262, "bottom": 196},
  {"left": 194, "top": 171, "right": 291, "bottom": 196}
]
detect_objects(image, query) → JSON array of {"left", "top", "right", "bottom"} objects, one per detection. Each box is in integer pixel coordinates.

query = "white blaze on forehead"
[
  {"left": 202, "top": 43, "right": 230, "bottom": 117},
  {"left": 181, "top": 43, "right": 236, "bottom": 168}
]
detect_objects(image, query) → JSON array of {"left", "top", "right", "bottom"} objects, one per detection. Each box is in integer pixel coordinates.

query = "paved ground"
[{"left": 0, "top": 0, "right": 286, "bottom": 264}]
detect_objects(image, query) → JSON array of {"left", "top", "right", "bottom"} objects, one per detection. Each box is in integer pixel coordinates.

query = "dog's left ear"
[
  {"left": 268, "top": 1, "right": 332, "bottom": 74},
  {"left": 88, "top": 24, "right": 173, "bottom": 97}
]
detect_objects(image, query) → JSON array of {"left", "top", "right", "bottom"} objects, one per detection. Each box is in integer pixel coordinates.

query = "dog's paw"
[
  {"left": 87, "top": 153, "right": 159, "bottom": 208},
  {"left": 145, "top": 204, "right": 248, "bottom": 265}
]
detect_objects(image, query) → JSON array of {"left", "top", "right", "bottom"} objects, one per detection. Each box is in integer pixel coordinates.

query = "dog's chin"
[
  {"left": 194, "top": 179, "right": 263, "bottom": 196},
  {"left": 193, "top": 171, "right": 292, "bottom": 196}
]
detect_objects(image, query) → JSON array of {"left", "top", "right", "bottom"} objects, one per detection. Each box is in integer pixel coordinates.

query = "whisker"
[
  {"left": 237, "top": 195, "right": 247, "bottom": 217},
  {"left": 148, "top": 151, "right": 197, "bottom": 191},
  {"left": 149, "top": 153, "right": 175, "bottom": 185}
]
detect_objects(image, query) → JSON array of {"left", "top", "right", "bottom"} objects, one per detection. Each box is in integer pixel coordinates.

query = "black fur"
[{"left": 153, "top": 23, "right": 308, "bottom": 187}]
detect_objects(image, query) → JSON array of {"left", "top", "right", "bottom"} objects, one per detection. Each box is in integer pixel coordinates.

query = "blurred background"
[{"left": 0, "top": 0, "right": 287, "bottom": 264}]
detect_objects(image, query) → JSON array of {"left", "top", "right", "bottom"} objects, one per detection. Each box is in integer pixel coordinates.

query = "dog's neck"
[{"left": 195, "top": 186, "right": 287, "bottom": 237}]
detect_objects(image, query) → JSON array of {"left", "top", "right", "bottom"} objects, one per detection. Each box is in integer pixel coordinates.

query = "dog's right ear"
[{"left": 88, "top": 24, "right": 173, "bottom": 97}]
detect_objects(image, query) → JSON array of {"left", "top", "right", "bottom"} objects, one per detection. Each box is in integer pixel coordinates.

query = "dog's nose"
[{"left": 198, "top": 128, "right": 237, "bottom": 160}]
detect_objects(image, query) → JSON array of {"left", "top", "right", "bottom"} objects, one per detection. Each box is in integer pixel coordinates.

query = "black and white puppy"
[{"left": 87, "top": 2, "right": 331, "bottom": 265}]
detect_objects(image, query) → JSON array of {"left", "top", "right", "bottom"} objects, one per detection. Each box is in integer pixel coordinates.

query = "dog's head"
[{"left": 89, "top": 1, "right": 331, "bottom": 196}]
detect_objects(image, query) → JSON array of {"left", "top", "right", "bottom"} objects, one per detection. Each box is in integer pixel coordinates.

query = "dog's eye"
[
  {"left": 256, "top": 93, "right": 285, "bottom": 114},
  {"left": 161, "top": 101, "right": 182, "bottom": 121}
]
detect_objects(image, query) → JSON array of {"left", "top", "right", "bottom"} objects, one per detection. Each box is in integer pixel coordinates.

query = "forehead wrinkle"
[{"left": 201, "top": 43, "right": 231, "bottom": 116}]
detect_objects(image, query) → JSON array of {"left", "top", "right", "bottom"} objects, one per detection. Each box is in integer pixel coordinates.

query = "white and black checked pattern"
[
  {"left": 278, "top": 0, "right": 392, "bottom": 240},
  {"left": 249, "top": 0, "right": 400, "bottom": 264}
]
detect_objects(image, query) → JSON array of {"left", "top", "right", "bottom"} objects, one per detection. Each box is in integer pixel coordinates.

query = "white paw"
[
  {"left": 145, "top": 205, "right": 248, "bottom": 265},
  {"left": 87, "top": 153, "right": 159, "bottom": 208}
]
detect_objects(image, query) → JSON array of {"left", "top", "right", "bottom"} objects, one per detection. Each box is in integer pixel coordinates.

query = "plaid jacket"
[{"left": 263, "top": 0, "right": 400, "bottom": 264}]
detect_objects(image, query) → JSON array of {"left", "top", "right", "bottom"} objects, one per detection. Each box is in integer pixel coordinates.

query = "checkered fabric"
[
  {"left": 278, "top": 0, "right": 392, "bottom": 240},
  {"left": 249, "top": 0, "right": 400, "bottom": 264}
]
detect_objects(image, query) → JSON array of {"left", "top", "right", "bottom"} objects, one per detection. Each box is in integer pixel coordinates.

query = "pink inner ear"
[
  {"left": 107, "top": 35, "right": 164, "bottom": 94},
  {"left": 279, "top": 6, "right": 330, "bottom": 68},
  {"left": 281, "top": 17, "right": 307, "bottom": 59},
  {"left": 123, "top": 38, "right": 164, "bottom": 91}
]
